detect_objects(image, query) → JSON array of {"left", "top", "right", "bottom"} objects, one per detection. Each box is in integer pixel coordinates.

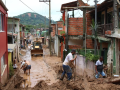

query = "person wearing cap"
[{"left": 60, "top": 49, "right": 77, "bottom": 81}]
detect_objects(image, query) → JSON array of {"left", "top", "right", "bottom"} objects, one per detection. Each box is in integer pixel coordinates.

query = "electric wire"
[
  {"left": 19, "top": 0, "right": 49, "bottom": 29},
  {"left": 19, "top": 0, "right": 38, "bottom": 13},
  {"left": 44, "top": 2, "right": 49, "bottom": 5}
]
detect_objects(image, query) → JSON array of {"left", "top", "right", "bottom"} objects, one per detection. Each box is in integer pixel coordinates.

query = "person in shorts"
[{"left": 25, "top": 60, "right": 31, "bottom": 75}]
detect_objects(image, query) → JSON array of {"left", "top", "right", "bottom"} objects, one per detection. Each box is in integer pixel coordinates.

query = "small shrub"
[
  {"left": 60, "top": 31, "right": 65, "bottom": 36},
  {"left": 9, "top": 62, "right": 14, "bottom": 78},
  {"left": 85, "top": 53, "right": 99, "bottom": 62}
]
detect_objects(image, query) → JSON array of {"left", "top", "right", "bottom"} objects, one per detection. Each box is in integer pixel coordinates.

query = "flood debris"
[{"left": 109, "top": 77, "right": 120, "bottom": 84}]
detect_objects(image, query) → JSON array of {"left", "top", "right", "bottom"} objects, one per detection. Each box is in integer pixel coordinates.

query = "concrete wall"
[{"left": 76, "top": 55, "right": 95, "bottom": 78}]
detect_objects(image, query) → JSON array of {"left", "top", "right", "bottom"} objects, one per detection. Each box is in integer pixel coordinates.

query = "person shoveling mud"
[
  {"left": 60, "top": 49, "right": 77, "bottom": 81},
  {"left": 21, "top": 60, "right": 31, "bottom": 75}
]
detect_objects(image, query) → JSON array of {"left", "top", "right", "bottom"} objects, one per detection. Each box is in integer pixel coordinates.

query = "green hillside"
[
  {"left": 14, "top": 12, "right": 56, "bottom": 31},
  {"left": 14, "top": 12, "right": 55, "bottom": 26}
]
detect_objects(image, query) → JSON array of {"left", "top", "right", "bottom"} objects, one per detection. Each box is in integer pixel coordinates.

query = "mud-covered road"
[{"left": 20, "top": 45, "right": 61, "bottom": 88}]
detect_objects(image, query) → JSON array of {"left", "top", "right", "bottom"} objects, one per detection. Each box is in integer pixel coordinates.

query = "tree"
[{"left": 59, "top": 16, "right": 62, "bottom": 21}]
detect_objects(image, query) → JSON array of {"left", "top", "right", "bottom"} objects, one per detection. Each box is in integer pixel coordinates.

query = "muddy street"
[{"left": 19, "top": 45, "right": 61, "bottom": 88}]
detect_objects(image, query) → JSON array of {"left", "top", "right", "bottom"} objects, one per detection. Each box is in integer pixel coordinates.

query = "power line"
[
  {"left": 19, "top": 0, "right": 48, "bottom": 29},
  {"left": 44, "top": 2, "right": 49, "bottom": 5},
  {"left": 19, "top": 0, "right": 37, "bottom": 13}
]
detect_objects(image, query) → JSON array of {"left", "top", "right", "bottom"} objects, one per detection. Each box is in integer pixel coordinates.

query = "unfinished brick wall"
[
  {"left": 68, "top": 18, "right": 83, "bottom": 35},
  {"left": 86, "top": 13, "right": 92, "bottom": 35},
  {"left": 57, "top": 21, "right": 64, "bottom": 35},
  {"left": 51, "top": 24, "right": 56, "bottom": 37},
  {"left": 86, "top": 39, "right": 94, "bottom": 49},
  {"left": 86, "top": 12, "right": 94, "bottom": 49}
]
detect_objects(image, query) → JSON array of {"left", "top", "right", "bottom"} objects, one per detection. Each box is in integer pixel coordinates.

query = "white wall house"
[{"left": 7, "top": 17, "right": 20, "bottom": 62}]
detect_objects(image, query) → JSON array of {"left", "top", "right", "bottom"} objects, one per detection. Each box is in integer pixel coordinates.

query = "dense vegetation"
[{"left": 14, "top": 12, "right": 56, "bottom": 32}]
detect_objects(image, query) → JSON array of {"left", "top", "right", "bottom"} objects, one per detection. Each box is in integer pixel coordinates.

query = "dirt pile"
[
  {"left": 32, "top": 77, "right": 85, "bottom": 90},
  {"left": 53, "top": 63, "right": 63, "bottom": 75},
  {"left": 33, "top": 80, "right": 50, "bottom": 90},
  {"left": 2, "top": 70, "right": 120, "bottom": 90},
  {"left": 1, "top": 71, "right": 26, "bottom": 90}
]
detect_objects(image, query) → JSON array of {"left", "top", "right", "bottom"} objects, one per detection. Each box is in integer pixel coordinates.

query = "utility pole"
[
  {"left": 94, "top": 0, "right": 98, "bottom": 55},
  {"left": 49, "top": 0, "right": 52, "bottom": 56},
  {"left": 12, "top": 18, "right": 14, "bottom": 44},
  {"left": 39, "top": 0, "right": 51, "bottom": 56}
]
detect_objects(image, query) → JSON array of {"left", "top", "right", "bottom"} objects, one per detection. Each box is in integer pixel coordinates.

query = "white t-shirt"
[
  {"left": 95, "top": 60, "right": 103, "bottom": 66},
  {"left": 63, "top": 53, "right": 73, "bottom": 65},
  {"left": 21, "top": 62, "right": 25, "bottom": 68}
]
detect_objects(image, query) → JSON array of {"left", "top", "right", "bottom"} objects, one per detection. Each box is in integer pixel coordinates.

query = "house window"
[
  {"left": 101, "top": 14, "right": 104, "bottom": 24},
  {"left": 0, "top": 12, "right": 4, "bottom": 32},
  {"left": 58, "top": 27, "right": 63, "bottom": 30},
  {"left": 1, "top": 54, "right": 5, "bottom": 75},
  {"left": 107, "top": 12, "right": 113, "bottom": 24}
]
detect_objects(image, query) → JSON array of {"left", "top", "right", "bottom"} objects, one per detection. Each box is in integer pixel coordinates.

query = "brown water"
[{"left": 19, "top": 37, "right": 59, "bottom": 88}]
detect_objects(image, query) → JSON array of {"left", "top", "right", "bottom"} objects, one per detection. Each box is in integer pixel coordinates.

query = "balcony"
[{"left": 97, "top": 23, "right": 114, "bottom": 36}]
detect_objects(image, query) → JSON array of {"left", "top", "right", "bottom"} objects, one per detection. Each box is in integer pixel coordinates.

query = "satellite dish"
[{"left": 117, "top": 0, "right": 120, "bottom": 4}]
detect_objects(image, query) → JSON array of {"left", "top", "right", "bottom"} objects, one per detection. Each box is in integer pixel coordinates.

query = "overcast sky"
[{"left": 2, "top": 0, "right": 104, "bottom": 21}]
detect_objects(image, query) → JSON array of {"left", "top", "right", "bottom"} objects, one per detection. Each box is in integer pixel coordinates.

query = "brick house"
[
  {"left": 0, "top": 0, "right": 8, "bottom": 84},
  {"left": 89, "top": 0, "right": 120, "bottom": 75},
  {"left": 60, "top": 0, "right": 94, "bottom": 61},
  {"left": 60, "top": 0, "right": 120, "bottom": 75},
  {"left": 51, "top": 21, "right": 64, "bottom": 57}
]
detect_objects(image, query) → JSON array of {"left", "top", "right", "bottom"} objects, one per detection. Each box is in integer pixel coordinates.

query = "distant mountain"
[{"left": 14, "top": 12, "right": 56, "bottom": 26}]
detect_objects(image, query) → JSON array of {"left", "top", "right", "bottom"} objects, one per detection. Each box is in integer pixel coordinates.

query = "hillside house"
[
  {"left": 7, "top": 17, "right": 20, "bottom": 67},
  {"left": 89, "top": 0, "right": 120, "bottom": 75},
  {"left": 60, "top": 0, "right": 94, "bottom": 61},
  {"left": 60, "top": 0, "right": 120, "bottom": 75}
]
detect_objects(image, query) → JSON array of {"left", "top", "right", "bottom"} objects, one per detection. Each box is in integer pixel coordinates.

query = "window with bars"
[{"left": 0, "top": 12, "right": 4, "bottom": 32}]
